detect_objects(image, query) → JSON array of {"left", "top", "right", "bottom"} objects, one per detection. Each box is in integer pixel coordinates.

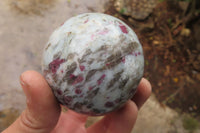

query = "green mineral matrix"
[{"left": 42, "top": 13, "right": 144, "bottom": 116}]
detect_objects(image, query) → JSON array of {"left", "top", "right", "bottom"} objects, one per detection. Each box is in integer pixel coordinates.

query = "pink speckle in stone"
[
  {"left": 60, "top": 22, "right": 64, "bottom": 26},
  {"left": 105, "top": 101, "right": 114, "bottom": 108},
  {"left": 135, "top": 53, "right": 138, "bottom": 56},
  {"left": 73, "top": 75, "right": 84, "bottom": 85},
  {"left": 119, "top": 24, "right": 128, "bottom": 34},
  {"left": 64, "top": 96, "right": 73, "bottom": 104},
  {"left": 76, "top": 75, "right": 84, "bottom": 82},
  {"left": 91, "top": 34, "right": 95, "bottom": 40},
  {"left": 98, "top": 29, "right": 109, "bottom": 35},
  {"left": 75, "top": 88, "right": 82, "bottom": 94},
  {"left": 49, "top": 58, "right": 65, "bottom": 74},
  {"left": 61, "top": 70, "right": 64, "bottom": 73},
  {"left": 122, "top": 57, "right": 126, "bottom": 63},
  {"left": 97, "top": 74, "right": 106, "bottom": 85},
  {"left": 56, "top": 89, "right": 62, "bottom": 95},
  {"left": 130, "top": 51, "right": 134, "bottom": 55},
  {"left": 88, "top": 86, "right": 94, "bottom": 90},
  {"left": 138, "top": 52, "right": 141, "bottom": 55},
  {"left": 106, "top": 63, "right": 110, "bottom": 66},
  {"left": 109, "top": 21, "right": 114, "bottom": 25},
  {"left": 79, "top": 65, "right": 85, "bottom": 71},
  {"left": 70, "top": 74, "right": 76, "bottom": 79},
  {"left": 84, "top": 18, "right": 89, "bottom": 24}
]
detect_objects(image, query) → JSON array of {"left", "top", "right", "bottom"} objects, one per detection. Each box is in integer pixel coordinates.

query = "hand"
[{"left": 2, "top": 71, "right": 151, "bottom": 133}]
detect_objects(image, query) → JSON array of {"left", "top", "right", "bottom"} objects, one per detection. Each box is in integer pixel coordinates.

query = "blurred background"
[{"left": 0, "top": 0, "right": 199, "bottom": 132}]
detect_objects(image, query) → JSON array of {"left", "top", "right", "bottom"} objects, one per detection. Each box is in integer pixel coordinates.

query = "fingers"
[
  {"left": 67, "top": 110, "right": 88, "bottom": 123},
  {"left": 3, "top": 73, "right": 151, "bottom": 133},
  {"left": 132, "top": 78, "right": 152, "bottom": 109},
  {"left": 52, "top": 78, "right": 151, "bottom": 133},
  {"left": 87, "top": 101, "right": 138, "bottom": 133},
  {"left": 52, "top": 110, "right": 88, "bottom": 133},
  {"left": 87, "top": 78, "right": 151, "bottom": 133},
  {"left": 3, "top": 71, "right": 61, "bottom": 133}
]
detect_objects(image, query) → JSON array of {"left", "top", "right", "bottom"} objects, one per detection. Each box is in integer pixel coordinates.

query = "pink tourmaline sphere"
[{"left": 42, "top": 13, "right": 144, "bottom": 115}]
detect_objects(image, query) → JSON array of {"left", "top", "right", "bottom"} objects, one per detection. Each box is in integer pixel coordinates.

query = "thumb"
[{"left": 3, "top": 71, "right": 61, "bottom": 133}]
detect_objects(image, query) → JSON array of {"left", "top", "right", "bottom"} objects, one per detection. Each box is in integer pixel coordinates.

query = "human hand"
[{"left": 2, "top": 70, "right": 151, "bottom": 133}]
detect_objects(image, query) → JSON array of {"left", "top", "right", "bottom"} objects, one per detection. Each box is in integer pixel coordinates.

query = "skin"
[{"left": 2, "top": 70, "right": 151, "bottom": 133}]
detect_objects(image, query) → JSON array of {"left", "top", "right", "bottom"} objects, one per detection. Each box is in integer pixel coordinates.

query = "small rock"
[
  {"left": 114, "top": 0, "right": 158, "bottom": 20},
  {"left": 153, "top": 40, "right": 160, "bottom": 45},
  {"left": 180, "top": 28, "right": 191, "bottom": 37},
  {"left": 158, "top": 82, "right": 162, "bottom": 86}
]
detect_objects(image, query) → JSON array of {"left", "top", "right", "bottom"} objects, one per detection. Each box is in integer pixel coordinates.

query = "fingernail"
[
  {"left": 20, "top": 74, "right": 28, "bottom": 87},
  {"left": 20, "top": 74, "right": 31, "bottom": 98}
]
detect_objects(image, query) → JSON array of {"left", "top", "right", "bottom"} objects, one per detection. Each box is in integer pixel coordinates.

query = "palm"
[
  {"left": 51, "top": 111, "right": 87, "bottom": 133},
  {"left": 52, "top": 103, "right": 137, "bottom": 133}
]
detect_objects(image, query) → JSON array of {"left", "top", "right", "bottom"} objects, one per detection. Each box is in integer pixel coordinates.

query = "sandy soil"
[{"left": 0, "top": 0, "right": 199, "bottom": 132}]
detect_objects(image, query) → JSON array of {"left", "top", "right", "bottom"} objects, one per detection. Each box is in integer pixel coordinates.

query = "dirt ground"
[
  {"left": 0, "top": 0, "right": 199, "bottom": 132},
  {"left": 105, "top": 0, "right": 200, "bottom": 119}
]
